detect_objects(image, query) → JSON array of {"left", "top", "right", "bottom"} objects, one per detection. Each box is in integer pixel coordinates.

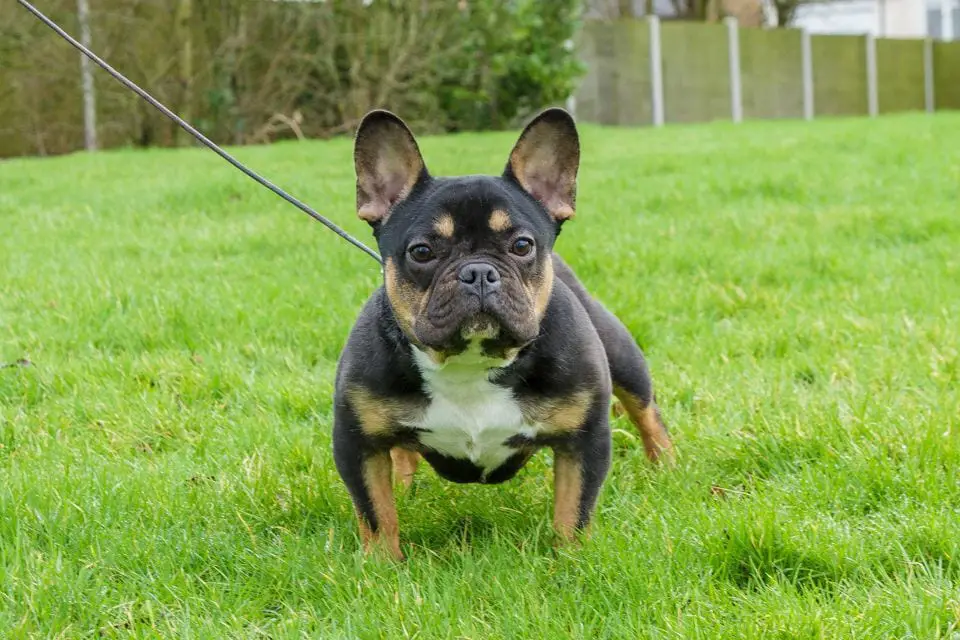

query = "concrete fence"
[{"left": 574, "top": 18, "right": 960, "bottom": 126}]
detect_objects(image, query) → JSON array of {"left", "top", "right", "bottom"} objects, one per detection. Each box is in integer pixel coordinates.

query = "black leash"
[{"left": 17, "top": 0, "right": 383, "bottom": 267}]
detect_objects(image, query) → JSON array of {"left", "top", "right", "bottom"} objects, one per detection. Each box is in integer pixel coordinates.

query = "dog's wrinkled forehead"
[{"left": 378, "top": 176, "right": 555, "bottom": 251}]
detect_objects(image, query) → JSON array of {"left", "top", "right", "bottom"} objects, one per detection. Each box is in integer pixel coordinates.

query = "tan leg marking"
[
  {"left": 346, "top": 387, "right": 422, "bottom": 437},
  {"left": 358, "top": 453, "right": 403, "bottom": 561},
  {"left": 613, "top": 386, "right": 674, "bottom": 464},
  {"left": 553, "top": 453, "right": 583, "bottom": 542},
  {"left": 390, "top": 447, "right": 420, "bottom": 490},
  {"left": 524, "top": 389, "right": 592, "bottom": 433},
  {"left": 346, "top": 387, "right": 394, "bottom": 436},
  {"left": 611, "top": 398, "right": 626, "bottom": 419}
]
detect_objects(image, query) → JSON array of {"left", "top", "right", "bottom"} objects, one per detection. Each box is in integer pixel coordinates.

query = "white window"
[{"left": 928, "top": 0, "right": 960, "bottom": 37}]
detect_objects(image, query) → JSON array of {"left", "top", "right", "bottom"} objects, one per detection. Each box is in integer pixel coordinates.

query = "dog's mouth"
[
  {"left": 460, "top": 313, "right": 500, "bottom": 341},
  {"left": 412, "top": 297, "right": 539, "bottom": 363}
]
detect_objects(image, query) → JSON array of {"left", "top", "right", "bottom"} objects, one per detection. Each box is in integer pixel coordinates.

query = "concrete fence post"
[
  {"left": 923, "top": 37, "right": 935, "bottom": 113},
  {"left": 865, "top": 33, "right": 879, "bottom": 116},
  {"left": 942, "top": 0, "right": 955, "bottom": 41},
  {"left": 725, "top": 17, "right": 743, "bottom": 123},
  {"left": 801, "top": 29, "right": 814, "bottom": 120},
  {"left": 649, "top": 16, "right": 665, "bottom": 127}
]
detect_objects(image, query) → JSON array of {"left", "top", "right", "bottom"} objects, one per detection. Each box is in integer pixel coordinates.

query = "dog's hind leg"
[
  {"left": 612, "top": 385, "right": 673, "bottom": 464},
  {"left": 552, "top": 258, "right": 673, "bottom": 463},
  {"left": 601, "top": 320, "right": 674, "bottom": 463}
]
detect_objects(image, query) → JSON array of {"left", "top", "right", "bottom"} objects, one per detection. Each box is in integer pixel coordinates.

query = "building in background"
[
  {"left": 585, "top": 0, "right": 767, "bottom": 26},
  {"left": 928, "top": 0, "right": 960, "bottom": 35},
  {"left": 585, "top": 0, "right": 959, "bottom": 37},
  {"left": 791, "top": 0, "right": 958, "bottom": 37}
]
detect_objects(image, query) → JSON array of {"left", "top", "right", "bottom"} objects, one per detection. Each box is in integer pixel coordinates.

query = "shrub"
[{"left": 0, "top": 0, "right": 585, "bottom": 157}]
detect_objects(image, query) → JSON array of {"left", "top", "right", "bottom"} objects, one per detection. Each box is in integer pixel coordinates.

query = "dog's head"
[{"left": 354, "top": 108, "right": 580, "bottom": 364}]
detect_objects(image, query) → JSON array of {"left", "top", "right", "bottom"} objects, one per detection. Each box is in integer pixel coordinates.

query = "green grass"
[{"left": 2, "top": 112, "right": 960, "bottom": 638}]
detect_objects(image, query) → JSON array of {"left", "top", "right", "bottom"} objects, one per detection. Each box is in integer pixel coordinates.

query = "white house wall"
[{"left": 792, "top": 0, "right": 928, "bottom": 37}]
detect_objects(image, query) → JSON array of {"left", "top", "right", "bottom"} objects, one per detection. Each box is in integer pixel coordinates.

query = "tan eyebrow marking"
[
  {"left": 433, "top": 214, "right": 455, "bottom": 238},
  {"left": 488, "top": 209, "right": 511, "bottom": 232}
]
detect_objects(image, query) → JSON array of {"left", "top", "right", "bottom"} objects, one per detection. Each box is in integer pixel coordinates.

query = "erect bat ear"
[
  {"left": 354, "top": 110, "right": 428, "bottom": 225},
  {"left": 503, "top": 108, "right": 580, "bottom": 222}
]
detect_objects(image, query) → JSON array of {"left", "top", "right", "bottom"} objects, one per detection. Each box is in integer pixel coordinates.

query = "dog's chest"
[{"left": 405, "top": 350, "right": 537, "bottom": 474}]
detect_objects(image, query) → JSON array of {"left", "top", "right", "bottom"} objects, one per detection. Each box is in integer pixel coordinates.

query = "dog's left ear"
[
  {"left": 503, "top": 108, "right": 580, "bottom": 222},
  {"left": 354, "top": 110, "right": 428, "bottom": 225}
]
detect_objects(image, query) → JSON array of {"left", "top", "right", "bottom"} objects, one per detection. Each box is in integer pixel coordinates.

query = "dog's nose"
[{"left": 458, "top": 262, "right": 501, "bottom": 297}]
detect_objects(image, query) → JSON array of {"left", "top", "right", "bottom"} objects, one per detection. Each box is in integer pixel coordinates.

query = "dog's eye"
[
  {"left": 511, "top": 238, "right": 534, "bottom": 257},
  {"left": 408, "top": 244, "right": 435, "bottom": 263}
]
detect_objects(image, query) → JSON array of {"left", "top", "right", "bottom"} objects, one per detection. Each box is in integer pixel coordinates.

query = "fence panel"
[
  {"left": 934, "top": 41, "right": 960, "bottom": 109},
  {"left": 612, "top": 20, "right": 654, "bottom": 126},
  {"left": 811, "top": 35, "right": 868, "bottom": 117},
  {"left": 661, "top": 22, "right": 731, "bottom": 123},
  {"left": 876, "top": 39, "right": 925, "bottom": 113},
  {"left": 740, "top": 27, "right": 804, "bottom": 120},
  {"left": 575, "top": 20, "right": 604, "bottom": 124},
  {"left": 576, "top": 20, "right": 653, "bottom": 126}
]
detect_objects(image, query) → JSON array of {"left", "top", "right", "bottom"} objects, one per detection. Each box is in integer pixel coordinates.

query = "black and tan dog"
[{"left": 333, "top": 108, "right": 672, "bottom": 559}]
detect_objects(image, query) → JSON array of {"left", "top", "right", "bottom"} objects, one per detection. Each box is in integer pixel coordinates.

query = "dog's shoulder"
[
  {"left": 494, "top": 270, "right": 611, "bottom": 397},
  {"left": 335, "top": 287, "right": 422, "bottom": 399}
]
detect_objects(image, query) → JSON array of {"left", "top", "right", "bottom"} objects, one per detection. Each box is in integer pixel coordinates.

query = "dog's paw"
[{"left": 362, "top": 536, "right": 406, "bottom": 563}]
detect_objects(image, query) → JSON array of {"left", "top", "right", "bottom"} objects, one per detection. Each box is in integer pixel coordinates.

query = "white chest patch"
[{"left": 404, "top": 346, "right": 538, "bottom": 476}]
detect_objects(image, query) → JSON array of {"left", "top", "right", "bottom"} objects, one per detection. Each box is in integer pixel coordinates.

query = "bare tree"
[
  {"left": 174, "top": 0, "right": 192, "bottom": 146},
  {"left": 769, "top": 0, "right": 802, "bottom": 25},
  {"left": 77, "top": 0, "right": 97, "bottom": 150}
]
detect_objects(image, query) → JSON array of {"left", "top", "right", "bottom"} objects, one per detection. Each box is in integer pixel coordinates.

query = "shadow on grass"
[{"left": 709, "top": 520, "right": 852, "bottom": 595}]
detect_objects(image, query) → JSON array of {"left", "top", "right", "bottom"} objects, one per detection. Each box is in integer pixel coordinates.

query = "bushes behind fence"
[{"left": 0, "top": 0, "right": 583, "bottom": 158}]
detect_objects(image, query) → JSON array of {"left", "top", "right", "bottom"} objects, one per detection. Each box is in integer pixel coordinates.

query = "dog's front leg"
[
  {"left": 552, "top": 414, "right": 612, "bottom": 543},
  {"left": 332, "top": 404, "right": 403, "bottom": 561}
]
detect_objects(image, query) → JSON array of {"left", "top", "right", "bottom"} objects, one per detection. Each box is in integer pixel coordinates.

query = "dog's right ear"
[{"left": 354, "top": 110, "right": 428, "bottom": 226}]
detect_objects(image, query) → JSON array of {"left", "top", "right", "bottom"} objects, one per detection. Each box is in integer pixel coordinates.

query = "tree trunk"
[
  {"left": 175, "top": 0, "right": 193, "bottom": 146},
  {"left": 77, "top": 0, "right": 97, "bottom": 151}
]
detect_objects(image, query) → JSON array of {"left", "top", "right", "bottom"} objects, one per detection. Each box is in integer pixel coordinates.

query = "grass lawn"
[{"left": 2, "top": 112, "right": 960, "bottom": 638}]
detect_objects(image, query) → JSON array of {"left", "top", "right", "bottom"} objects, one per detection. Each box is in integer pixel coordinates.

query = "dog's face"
[{"left": 353, "top": 109, "right": 580, "bottom": 363}]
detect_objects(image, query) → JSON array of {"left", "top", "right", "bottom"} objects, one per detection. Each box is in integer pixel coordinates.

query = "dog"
[{"left": 332, "top": 108, "right": 673, "bottom": 560}]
